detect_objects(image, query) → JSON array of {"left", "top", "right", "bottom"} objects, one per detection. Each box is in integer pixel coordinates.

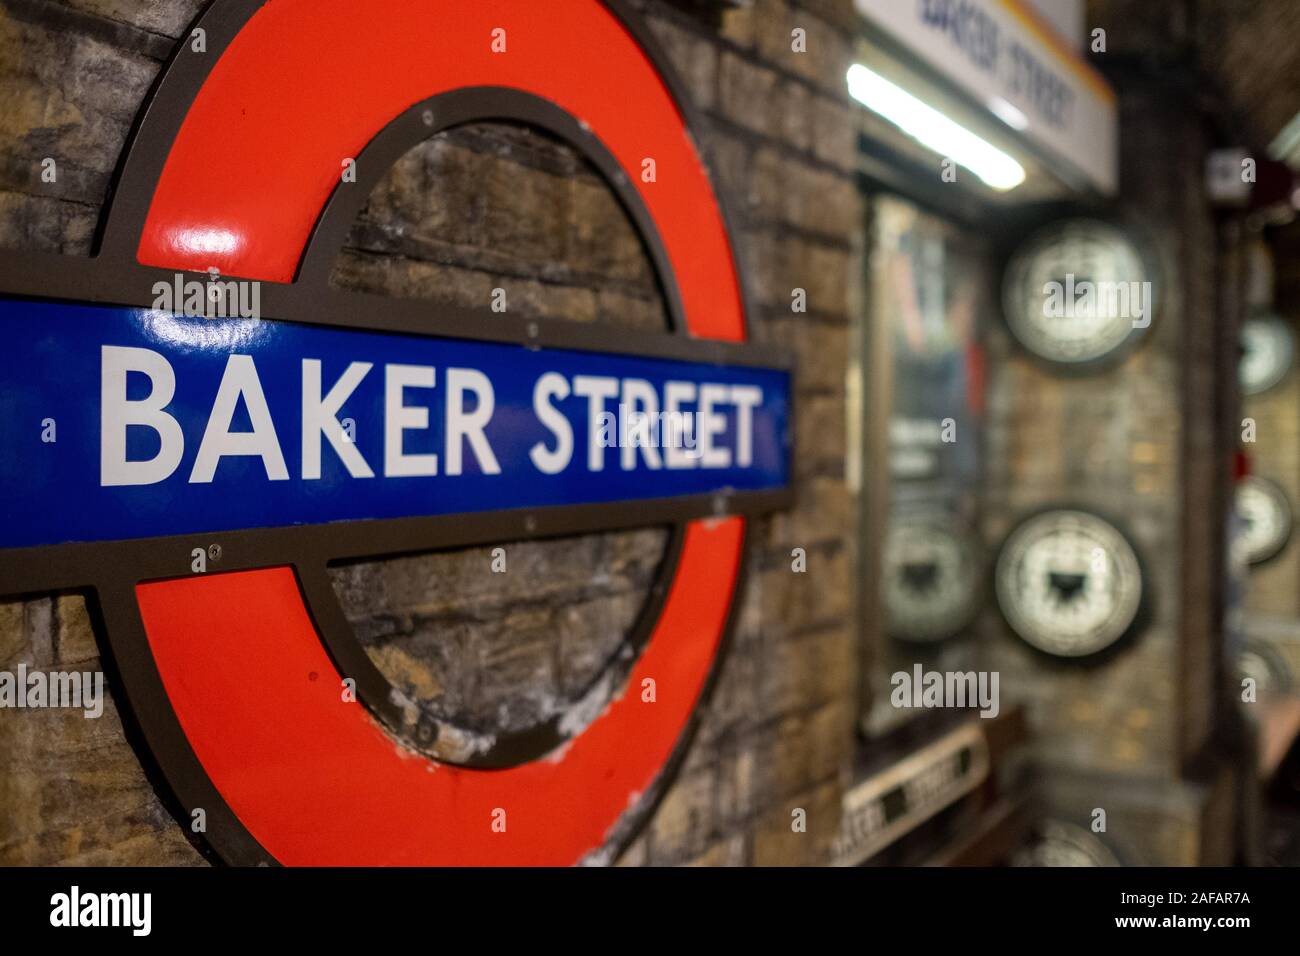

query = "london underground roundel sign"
[{"left": 0, "top": 0, "right": 792, "bottom": 865}]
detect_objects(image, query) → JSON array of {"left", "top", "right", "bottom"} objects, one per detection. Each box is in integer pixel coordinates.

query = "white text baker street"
[{"left": 99, "top": 346, "right": 765, "bottom": 486}]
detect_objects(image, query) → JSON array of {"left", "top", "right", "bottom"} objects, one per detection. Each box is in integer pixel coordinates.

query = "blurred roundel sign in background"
[{"left": 0, "top": 0, "right": 792, "bottom": 864}]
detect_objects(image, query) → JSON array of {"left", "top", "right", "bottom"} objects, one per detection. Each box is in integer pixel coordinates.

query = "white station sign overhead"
[{"left": 854, "top": 0, "right": 1118, "bottom": 195}]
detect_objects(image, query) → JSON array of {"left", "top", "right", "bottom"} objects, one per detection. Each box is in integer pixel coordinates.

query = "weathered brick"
[
  {"left": 792, "top": 391, "right": 846, "bottom": 473},
  {"left": 714, "top": 743, "right": 759, "bottom": 826},
  {"left": 697, "top": 637, "right": 762, "bottom": 742},
  {"left": 57, "top": 0, "right": 208, "bottom": 38},
  {"left": 0, "top": 597, "right": 26, "bottom": 665},
  {"left": 0, "top": 184, "right": 100, "bottom": 256},
  {"left": 645, "top": 13, "right": 718, "bottom": 110},
  {"left": 54, "top": 594, "right": 96, "bottom": 666},
  {"left": 747, "top": 146, "right": 787, "bottom": 221},
  {"left": 613, "top": 832, "right": 649, "bottom": 866},
  {"left": 790, "top": 0, "right": 859, "bottom": 33},
  {"left": 683, "top": 833, "right": 747, "bottom": 866},
  {"left": 754, "top": 0, "right": 803, "bottom": 72},
  {"left": 718, "top": 3, "right": 756, "bottom": 48},
  {"left": 747, "top": 146, "right": 859, "bottom": 239},
  {"left": 750, "top": 778, "right": 839, "bottom": 865},
  {"left": 0, "top": 598, "right": 203, "bottom": 865},
  {"left": 759, "top": 544, "right": 851, "bottom": 633},
  {"left": 746, "top": 228, "right": 853, "bottom": 316},
  {"left": 773, "top": 78, "right": 812, "bottom": 151},
  {"left": 330, "top": 529, "right": 668, "bottom": 737},
  {"left": 0, "top": 14, "right": 157, "bottom": 249},
  {"left": 717, "top": 50, "right": 778, "bottom": 135},
  {"left": 766, "top": 473, "right": 851, "bottom": 552},
  {"left": 758, "top": 625, "right": 854, "bottom": 716},
  {"left": 809, "top": 93, "right": 855, "bottom": 170},
  {"left": 646, "top": 769, "right": 715, "bottom": 863},
  {"left": 699, "top": 127, "right": 750, "bottom": 208},
  {"left": 783, "top": 162, "right": 859, "bottom": 237},
  {"left": 764, "top": 316, "right": 849, "bottom": 392}
]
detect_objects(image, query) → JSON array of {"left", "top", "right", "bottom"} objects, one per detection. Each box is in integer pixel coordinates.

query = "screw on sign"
[{"left": 0, "top": 0, "right": 792, "bottom": 865}]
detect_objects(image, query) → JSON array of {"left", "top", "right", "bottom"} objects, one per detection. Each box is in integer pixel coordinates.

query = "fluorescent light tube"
[{"left": 847, "top": 63, "right": 1027, "bottom": 191}]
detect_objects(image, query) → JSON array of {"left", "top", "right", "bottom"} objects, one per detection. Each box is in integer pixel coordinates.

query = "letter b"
[{"left": 101, "top": 346, "right": 184, "bottom": 486}]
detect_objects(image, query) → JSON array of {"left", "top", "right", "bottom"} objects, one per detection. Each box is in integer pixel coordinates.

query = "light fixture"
[
  {"left": 987, "top": 96, "right": 1029, "bottom": 132},
  {"left": 847, "top": 64, "right": 1026, "bottom": 191}
]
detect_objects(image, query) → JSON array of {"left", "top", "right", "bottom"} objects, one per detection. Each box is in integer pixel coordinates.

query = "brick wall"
[
  {"left": 0, "top": 0, "right": 861, "bottom": 866},
  {"left": 975, "top": 0, "right": 1238, "bottom": 864},
  {"left": 1, "top": 0, "right": 213, "bottom": 865}
]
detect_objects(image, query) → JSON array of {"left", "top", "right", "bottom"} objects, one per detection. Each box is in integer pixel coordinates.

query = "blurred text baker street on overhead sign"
[{"left": 855, "top": 0, "right": 1118, "bottom": 194}]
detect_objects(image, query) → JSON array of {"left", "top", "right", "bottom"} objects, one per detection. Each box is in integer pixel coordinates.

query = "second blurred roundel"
[
  {"left": 995, "top": 509, "right": 1145, "bottom": 658},
  {"left": 1235, "top": 476, "right": 1292, "bottom": 566},
  {"left": 883, "top": 512, "right": 981, "bottom": 643},
  {"left": 1239, "top": 314, "right": 1295, "bottom": 396},
  {"left": 1002, "top": 218, "right": 1156, "bottom": 368}
]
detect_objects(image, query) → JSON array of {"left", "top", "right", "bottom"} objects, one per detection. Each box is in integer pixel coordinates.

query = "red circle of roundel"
[{"left": 131, "top": 0, "right": 748, "bottom": 865}]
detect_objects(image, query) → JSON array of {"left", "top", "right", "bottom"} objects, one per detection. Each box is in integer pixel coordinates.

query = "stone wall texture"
[
  {"left": 975, "top": 0, "right": 1240, "bottom": 864},
  {"left": 0, "top": 0, "right": 861, "bottom": 865}
]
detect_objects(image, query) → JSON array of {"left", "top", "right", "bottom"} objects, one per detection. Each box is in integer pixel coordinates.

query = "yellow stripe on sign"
[{"left": 998, "top": 0, "right": 1117, "bottom": 105}]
